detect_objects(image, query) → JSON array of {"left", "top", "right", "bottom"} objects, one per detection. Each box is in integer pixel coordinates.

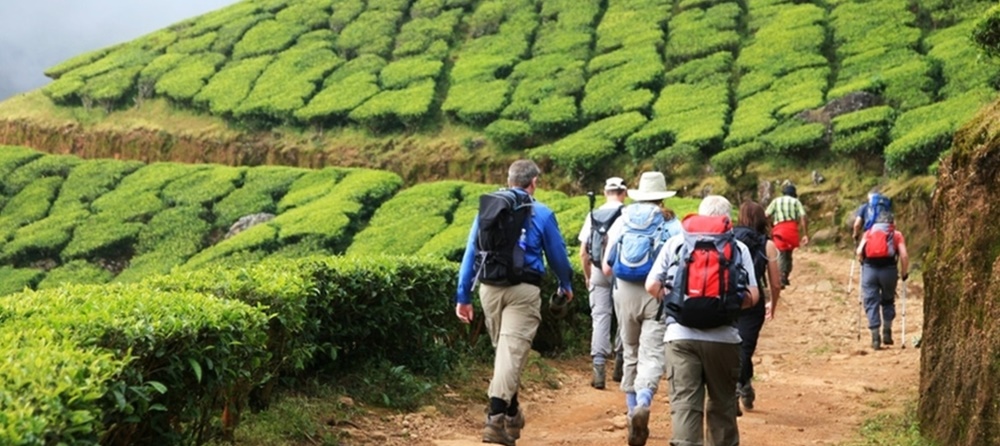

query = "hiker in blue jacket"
[
  {"left": 852, "top": 186, "right": 892, "bottom": 243},
  {"left": 455, "top": 159, "right": 574, "bottom": 446}
]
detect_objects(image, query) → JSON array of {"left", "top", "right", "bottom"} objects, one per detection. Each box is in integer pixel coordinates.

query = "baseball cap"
[{"left": 604, "top": 177, "right": 627, "bottom": 191}]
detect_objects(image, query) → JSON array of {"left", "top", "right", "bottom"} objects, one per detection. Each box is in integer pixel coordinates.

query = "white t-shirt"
[{"left": 647, "top": 232, "right": 759, "bottom": 344}]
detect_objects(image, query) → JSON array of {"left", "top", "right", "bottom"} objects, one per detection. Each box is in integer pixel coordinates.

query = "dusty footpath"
[{"left": 349, "top": 249, "right": 923, "bottom": 445}]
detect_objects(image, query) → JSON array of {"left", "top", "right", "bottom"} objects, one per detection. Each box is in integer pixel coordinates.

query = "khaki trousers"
[
  {"left": 665, "top": 339, "right": 741, "bottom": 446},
  {"left": 613, "top": 279, "right": 666, "bottom": 393},
  {"left": 480, "top": 283, "right": 542, "bottom": 402}
]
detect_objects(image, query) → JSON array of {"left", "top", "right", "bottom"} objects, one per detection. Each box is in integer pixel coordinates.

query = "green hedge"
[
  {"left": 231, "top": 19, "right": 308, "bottom": 59},
  {"left": 4, "top": 154, "right": 81, "bottom": 196},
  {"left": 154, "top": 52, "right": 226, "bottom": 102},
  {"left": 234, "top": 43, "right": 342, "bottom": 124},
  {"left": 0, "top": 328, "right": 124, "bottom": 446},
  {"left": 348, "top": 81, "right": 437, "bottom": 130},
  {"left": 347, "top": 181, "right": 462, "bottom": 255},
  {"left": 0, "top": 284, "right": 270, "bottom": 445},
  {"left": 0, "top": 177, "right": 63, "bottom": 244},
  {"left": 213, "top": 165, "right": 306, "bottom": 227},
  {"left": 35, "top": 260, "right": 112, "bottom": 290},
  {"left": 194, "top": 55, "right": 274, "bottom": 116},
  {"left": 530, "top": 112, "right": 648, "bottom": 174}
]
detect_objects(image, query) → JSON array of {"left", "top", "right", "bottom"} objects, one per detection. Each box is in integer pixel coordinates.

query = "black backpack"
[
  {"left": 475, "top": 189, "right": 534, "bottom": 286},
  {"left": 733, "top": 226, "right": 768, "bottom": 288},
  {"left": 586, "top": 206, "right": 623, "bottom": 268}
]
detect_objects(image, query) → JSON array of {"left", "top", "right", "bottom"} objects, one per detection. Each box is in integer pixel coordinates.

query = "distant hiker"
[
  {"left": 579, "top": 177, "right": 628, "bottom": 390},
  {"left": 765, "top": 183, "right": 809, "bottom": 288},
  {"left": 601, "top": 171, "right": 682, "bottom": 446},
  {"left": 733, "top": 200, "right": 782, "bottom": 415},
  {"left": 852, "top": 187, "right": 893, "bottom": 243},
  {"left": 455, "top": 159, "right": 575, "bottom": 446},
  {"left": 855, "top": 214, "right": 909, "bottom": 351},
  {"left": 646, "top": 195, "right": 759, "bottom": 446}
]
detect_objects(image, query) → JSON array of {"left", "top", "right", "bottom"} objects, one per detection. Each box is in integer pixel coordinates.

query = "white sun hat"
[{"left": 627, "top": 171, "right": 677, "bottom": 201}]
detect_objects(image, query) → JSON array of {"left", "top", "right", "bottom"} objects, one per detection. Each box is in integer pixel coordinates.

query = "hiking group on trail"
[{"left": 455, "top": 163, "right": 911, "bottom": 446}]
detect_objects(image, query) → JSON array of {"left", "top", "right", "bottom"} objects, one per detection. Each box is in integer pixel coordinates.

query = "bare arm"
[
  {"left": 765, "top": 240, "right": 781, "bottom": 319},
  {"left": 799, "top": 213, "right": 809, "bottom": 245},
  {"left": 742, "top": 286, "right": 760, "bottom": 309},
  {"left": 897, "top": 236, "right": 909, "bottom": 279},
  {"left": 579, "top": 243, "right": 591, "bottom": 286}
]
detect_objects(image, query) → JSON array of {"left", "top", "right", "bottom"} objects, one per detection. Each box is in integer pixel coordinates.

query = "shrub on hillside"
[
  {"left": 347, "top": 181, "right": 462, "bottom": 256},
  {"left": 484, "top": 118, "right": 533, "bottom": 148},
  {"left": 762, "top": 122, "right": 828, "bottom": 157},
  {"left": 36, "top": 260, "right": 113, "bottom": 289},
  {"left": 4, "top": 154, "right": 81, "bottom": 196},
  {"left": 0, "top": 284, "right": 270, "bottom": 445},
  {"left": 0, "top": 266, "right": 45, "bottom": 296},
  {"left": 348, "top": 81, "right": 437, "bottom": 130},
  {"left": 213, "top": 166, "right": 306, "bottom": 227},
  {"left": 154, "top": 52, "right": 226, "bottom": 102},
  {"left": 232, "top": 19, "right": 308, "bottom": 59},
  {"left": 234, "top": 44, "right": 342, "bottom": 124},
  {"left": 194, "top": 55, "right": 274, "bottom": 116},
  {"left": 0, "top": 177, "right": 63, "bottom": 243},
  {"left": 442, "top": 80, "right": 511, "bottom": 125}
]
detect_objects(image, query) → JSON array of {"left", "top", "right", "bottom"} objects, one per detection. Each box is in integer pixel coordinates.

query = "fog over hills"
[{"left": 0, "top": 0, "right": 237, "bottom": 100}]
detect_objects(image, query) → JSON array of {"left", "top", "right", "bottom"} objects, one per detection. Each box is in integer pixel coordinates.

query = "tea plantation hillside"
[
  {"left": 2, "top": 0, "right": 998, "bottom": 185},
  {"left": 0, "top": 144, "right": 703, "bottom": 295}
]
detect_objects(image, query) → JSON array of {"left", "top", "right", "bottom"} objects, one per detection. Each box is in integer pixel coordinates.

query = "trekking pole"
[{"left": 901, "top": 278, "right": 907, "bottom": 349}]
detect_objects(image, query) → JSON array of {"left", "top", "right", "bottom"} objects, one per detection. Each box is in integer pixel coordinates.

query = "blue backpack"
[
  {"left": 862, "top": 194, "right": 893, "bottom": 231},
  {"left": 610, "top": 203, "right": 678, "bottom": 283}
]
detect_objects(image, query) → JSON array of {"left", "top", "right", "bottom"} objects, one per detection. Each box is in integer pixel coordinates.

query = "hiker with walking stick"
[
  {"left": 855, "top": 214, "right": 910, "bottom": 351},
  {"left": 578, "top": 177, "right": 627, "bottom": 389}
]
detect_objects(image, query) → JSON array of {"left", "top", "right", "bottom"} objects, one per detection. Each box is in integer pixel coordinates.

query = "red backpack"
[
  {"left": 863, "top": 223, "right": 897, "bottom": 259},
  {"left": 662, "top": 214, "right": 748, "bottom": 329}
]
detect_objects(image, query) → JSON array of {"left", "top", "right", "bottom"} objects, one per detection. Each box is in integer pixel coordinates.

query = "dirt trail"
[{"left": 354, "top": 249, "right": 923, "bottom": 445}]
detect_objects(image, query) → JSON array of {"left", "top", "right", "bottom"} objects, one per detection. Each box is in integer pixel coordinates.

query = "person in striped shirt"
[{"left": 764, "top": 183, "right": 809, "bottom": 288}]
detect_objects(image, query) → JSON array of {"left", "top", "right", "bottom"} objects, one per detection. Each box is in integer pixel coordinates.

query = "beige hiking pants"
[
  {"left": 480, "top": 283, "right": 542, "bottom": 403},
  {"left": 613, "top": 279, "right": 666, "bottom": 394}
]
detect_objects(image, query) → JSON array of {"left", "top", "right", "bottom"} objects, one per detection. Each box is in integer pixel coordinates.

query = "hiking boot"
[
  {"left": 505, "top": 409, "right": 525, "bottom": 440},
  {"left": 882, "top": 327, "right": 894, "bottom": 345},
  {"left": 871, "top": 329, "right": 881, "bottom": 351},
  {"left": 739, "top": 383, "right": 756, "bottom": 411},
  {"left": 591, "top": 363, "right": 606, "bottom": 389},
  {"left": 612, "top": 354, "right": 624, "bottom": 382},
  {"left": 482, "top": 413, "right": 515, "bottom": 446},
  {"left": 627, "top": 406, "right": 650, "bottom": 446}
]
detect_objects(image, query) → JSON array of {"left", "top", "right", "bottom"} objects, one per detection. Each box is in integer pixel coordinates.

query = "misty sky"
[{"left": 0, "top": 0, "right": 239, "bottom": 101}]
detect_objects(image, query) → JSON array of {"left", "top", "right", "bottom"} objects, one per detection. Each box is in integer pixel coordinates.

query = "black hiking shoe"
[
  {"left": 871, "top": 329, "right": 881, "bottom": 351},
  {"left": 627, "top": 406, "right": 650, "bottom": 446},
  {"left": 482, "top": 413, "right": 515, "bottom": 446},
  {"left": 612, "top": 354, "right": 624, "bottom": 382},
  {"left": 882, "top": 328, "right": 894, "bottom": 345},
  {"left": 737, "top": 382, "right": 755, "bottom": 411},
  {"left": 591, "top": 363, "right": 606, "bottom": 389}
]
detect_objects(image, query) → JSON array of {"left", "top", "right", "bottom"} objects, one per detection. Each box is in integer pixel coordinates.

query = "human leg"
[
  {"left": 877, "top": 266, "right": 898, "bottom": 345},
  {"left": 777, "top": 250, "right": 792, "bottom": 286},
  {"left": 736, "top": 306, "right": 765, "bottom": 410},
  {"left": 615, "top": 280, "right": 644, "bottom": 401},
  {"left": 860, "top": 265, "right": 883, "bottom": 349},
  {"left": 590, "top": 267, "right": 614, "bottom": 388},
  {"left": 481, "top": 284, "right": 540, "bottom": 444},
  {"left": 702, "top": 341, "right": 741, "bottom": 446},
  {"left": 634, "top": 294, "right": 666, "bottom": 407},
  {"left": 666, "top": 340, "right": 706, "bottom": 446}
]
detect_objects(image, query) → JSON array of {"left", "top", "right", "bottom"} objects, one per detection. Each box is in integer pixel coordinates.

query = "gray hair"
[
  {"left": 508, "top": 160, "right": 540, "bottom": 188},
  {"left": 698, "top": 195, "right": 732, "bottom": 217}
]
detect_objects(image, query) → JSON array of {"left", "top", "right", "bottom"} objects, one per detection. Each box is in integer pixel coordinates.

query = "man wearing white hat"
[
  {"left": 578, "top": 177, "right": 628, "bottom": 389},
  {"left": 602, "top": 171, "right": 682, "bottom": 446}
]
